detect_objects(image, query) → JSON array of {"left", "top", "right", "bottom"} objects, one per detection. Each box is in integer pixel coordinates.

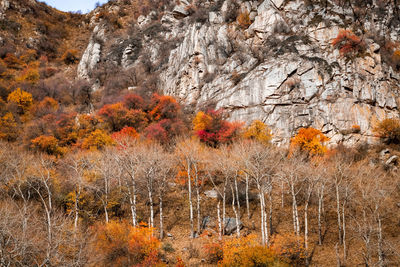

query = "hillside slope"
[{"left": 78, "top": 0, "right": 400, "bottom": 145}]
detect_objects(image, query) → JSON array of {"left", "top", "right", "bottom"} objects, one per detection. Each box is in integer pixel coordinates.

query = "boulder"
[{"left": 224, "top": 217, "right": 242, "bottom": 235}]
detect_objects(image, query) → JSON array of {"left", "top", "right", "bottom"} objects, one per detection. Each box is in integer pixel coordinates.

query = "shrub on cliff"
[
  {"left": 332, "top": 29, "right": 366, "bottom": 58},
  {"left": 374, "top": 118, "right": 400, "bottom": 144}
]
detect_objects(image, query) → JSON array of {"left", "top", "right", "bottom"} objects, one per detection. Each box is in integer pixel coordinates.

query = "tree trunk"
[
  {"left": 342, "top": 188, "right": 348, "bottom": 265},
  {"left": 234, "top": 175, "right": 241, "bottom": 219},
  {"left": 291, "top": 183, "right": 300, "bottom": 236},
  {"left": 268, "top": 190, "right": 273, "bottom": 236},
  {"left": 245, "top": 174, "right": 250, "bottom": 220},
  {"left": 159, "top": 195, "right": 164, "bottom": 240},
  {"left": 336, "top": 180, "right": 342, "bottom": 245},
  {"left": 149, "top": 189, "right": 154, "bottom": 228},
  {"left": 196, "top": 182, "right": 201, "bottom": 235},
  {"left": 127, "top": 182, "right": 137, "bottom": 226},
  {"left": 217, "top": 201, "right": 222, "bottom": 240},
  {"left": 187, "top": 161, "right": 194, "bottom": 238},
  {"left": 318, "top": 185, "right": 325, "bottom": 245},
  {"left": 377, "top": 214, "right": 384, "bottom": 267},
  {"left": 259, "top": 190, "right": 265, "bottom": 245},
  {"left": 74, "top": 186, "right": 81, "bottom": 233},
  {"left": 222, "top": 184, "right": 226, "bottom": 236},
  {"left": 231, "top": 185, "right": 240, "bottom": 237},
  {"left": 281, "top": 180, "right": 284, "bottom": 209}
]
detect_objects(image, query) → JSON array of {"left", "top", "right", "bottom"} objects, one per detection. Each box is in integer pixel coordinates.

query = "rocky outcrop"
[
  {"left": 77, "top": 25, "right": 106, "bottom": 79},
  {"left": 78, "top": 0, "right": 400, "bottom": 146}
]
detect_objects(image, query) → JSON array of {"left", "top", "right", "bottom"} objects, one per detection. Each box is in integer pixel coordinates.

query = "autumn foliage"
[
  {"left": 0, "top": 112, "right": 18, "bottom": 141},
  {"left": 193, "top": 110, "right": 243, "bottom": 147},
  {"left": 31, "top": 135, "right": 64, "bottom": 156},
  {"left": 219, "top": 234, "right": 287, "bottom": 267},
  {"left": 93, "top": 221, "right": 162, "bottom": 267},
  {"left": 332, "top": 29, "right": 365, "bottom": 58},
  {"left": 7, "top": 88, "right": 33, "bottom": 114},
  {"left": 290, "top": 127, "right": 329, "bottom": 156},
  {"left": 237, "top": 11, "right": 251, "bottom": 29},
  {"left": 242, "top": 120, "right": 272, "bottom": 145},
  {"left": 271, "top": 233, "right": 307, "bottom": 265},
  {"left": 374, "top": 118, "right": 400, "bottom": 144}
]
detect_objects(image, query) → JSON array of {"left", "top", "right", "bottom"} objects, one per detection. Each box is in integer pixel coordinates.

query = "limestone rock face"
[
  {"left": 77, "top": 25, "right": 106, "bottom": 79},
  {"left": 78, "top": 0, "right": 400, "bottom": 146}
]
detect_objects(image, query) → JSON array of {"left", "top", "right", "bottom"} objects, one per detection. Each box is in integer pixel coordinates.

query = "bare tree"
[{"left": 176, "top": 139, "right": 205, "bottom": 238}]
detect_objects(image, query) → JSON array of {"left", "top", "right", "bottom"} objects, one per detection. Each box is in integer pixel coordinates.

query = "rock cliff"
[{"left": 78, "top": 0, "right": 400, "bottom": 145}]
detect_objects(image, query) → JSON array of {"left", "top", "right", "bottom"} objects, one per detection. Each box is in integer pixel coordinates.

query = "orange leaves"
[
  {"left": 193, "top": 111, "right": 212, "bottom": 132},
  {"left": 237, "top": 11, "right": 251, "bottom": 29},
  {"left": 149, "top": 93, "right": 181, "bottom": 121},
  {"left": 7, "top": 88, "right": 33, "bottom": 114},
  {"left": 242, "top": 120, "right": 272, "bottom": 145},
  {"left": 270, "top": 233, "right": 306, "bottom": 265},
  {"left": 33, "top": 97, "right": 59, "bottom": 117},
  {"left": 60, "top": 49, "right": 79, "bottom": 65},
  {"left": 203, "top": 239, "right": 223, "bottom": 264},
  {"left": 112, "top": 126, "right": 140, "bottom": 142},
  {"left": 219, "top": 234, "right": 285, "bottom": 267},
  {"left": 93, "top": 221, "right": 161, "bottom": 267},
  {"left": 31, "top": 135, "right": 65, "bottom": 156},
  {"left": 392, "top": 50, "right": 400, "bottom": 70},
  {"left": 98, "top": 102, "right": 148, "bottom": 132},
  {"left": 290, "top": 127, "right": 329, "bottom": 156},
  {"left": 193, "top": 109, "right": 243, "bottom": 147},
  {"left": 332, "top": 29, "right": 365, "bottom": 58},
  {"left": 373, "top": 118, "right": 400, "bottom": 144},
  {"left": 0, "top": 112, "right": 18, "bottom": 141}
]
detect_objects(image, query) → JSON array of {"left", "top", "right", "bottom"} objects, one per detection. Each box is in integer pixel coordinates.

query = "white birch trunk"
[
  {"left": 217, "top": 201, "right": 222, "bottom": 240},
  {"left": 187, "top": 160, "right": 194, "bottom": 238}
]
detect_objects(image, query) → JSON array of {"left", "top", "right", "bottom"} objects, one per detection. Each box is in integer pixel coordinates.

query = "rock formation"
[{"left": 78, "top": 0, "right": 400, "bottom": 145}]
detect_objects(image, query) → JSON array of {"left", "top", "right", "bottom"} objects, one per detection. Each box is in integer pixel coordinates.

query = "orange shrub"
[
  {"left": 93, "top": 221, "right": 162, "bottom": 267},
  {"left": 0, "top": 112, "right": 18, "bottom": 141},
  {"left": 112, "top": 126, "right": 140, "bottom": 142},
  {"left": 219, "top": 234, "right": 286, "bottom": 267},
  {"left": 31, "top": 135, "right": 65, "bottom": 156},
  {"left": 392, "top": 50, "right": 400, "bottom": 70},
  {"left": 373, "top": 118, "right": 400, "bottom": 144},
  {"left": 149, "top": 94, "right": 181, "bottom": 121},
  {"left": 203, "top": 240, "right": 223, "bottom": 264},
  {"left": 61, "top": 49, "right": 80, "bottom": 65},
  {"left": 271, "top": 233, "right": 306, "bottom": 265},
  {"left": 351, "top": 124, "right": 361, "bottom": 133},
  {"left": 332, "top": 29, "right": 365, "bottom": 58},
  {"left": 290, "top": 127, "right": 329, "bottom": 156},
  {"left": 34, "top": 97, "right": 59, "bottom": 117},
  {"left": 237, "top": 11, "right": 251, "bottom": 29}
]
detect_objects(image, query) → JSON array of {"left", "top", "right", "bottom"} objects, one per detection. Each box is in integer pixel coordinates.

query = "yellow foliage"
[
  {"left": 290, "top": 127, "right": 329, "bottom": 156},
  {"left": 0, "top": 112, "right": 18, "bottom": 141},
  {"left": 193, "top": 111, "right": 212, "bottom": 132},
  {"left": 373, "top": 118, "right": 400, "bottom": 144},
  {"left": 17, "top": 66, "right": 40, "bottom": 85},
  {"left": 7, "top": 88, "right": 33, "bottom": 114},
  {"left": 81, "top": 129, "right": 115, "bottom": 150},
  {"left": 237, "top": 11, "right": 251, "bottom": 29},
  {"left": 243, "top": 120, "right": 272, "bottom": 145},
  {"left": 219, "top": 234, "right": 287, "bottom": 267}
]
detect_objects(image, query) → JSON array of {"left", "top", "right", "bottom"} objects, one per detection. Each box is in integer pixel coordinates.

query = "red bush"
[{"left": 332, "top": 29, "right": 365, "bottom": 57}]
